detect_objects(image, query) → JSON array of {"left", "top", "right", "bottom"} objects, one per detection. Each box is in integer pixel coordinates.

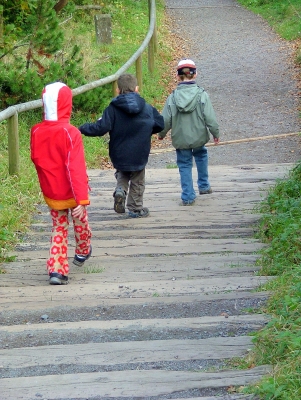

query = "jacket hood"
[
  {"left": 111, "top": 92, "right": 146, "bottom": 114},
  {"left": 173, "top": 83, "right": 203, "bottom": 113},
  {"left": 42, "top": 82, "right": 72, "bottom": 122}
]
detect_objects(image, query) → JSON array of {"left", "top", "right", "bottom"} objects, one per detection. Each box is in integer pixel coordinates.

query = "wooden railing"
[{"left": 0, "top": 0, "right": 157, "bottom": 176}]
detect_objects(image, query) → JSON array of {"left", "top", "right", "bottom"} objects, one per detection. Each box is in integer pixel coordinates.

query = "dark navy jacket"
[{"left": 79, "top": 92, "right": 164, "bottom": 171}]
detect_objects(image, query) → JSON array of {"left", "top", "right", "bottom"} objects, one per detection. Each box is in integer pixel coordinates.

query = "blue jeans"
[{"left": 176, "top": 146, "right": 210, "bottom": 203}]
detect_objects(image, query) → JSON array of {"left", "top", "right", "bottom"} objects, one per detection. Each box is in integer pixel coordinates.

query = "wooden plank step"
[
  {"left": 29, "top": 218, "right": 260, "bottom": 233},
  {"left": 0, "top": 290, "right": 269, "bottom": 312},
  {"left": 0, "top": 314, "right": 268, "bottom": 334},
  {"left": 13, "top": 237, "right": 262, "bottom": 248},
  {"left": 0, "top": 366, "right": 271, "bottom": 399},
  {"left": 0, "top": 276, "right": 271, "bottom": 309},
  {"left": 0, "top": 336, "right": 254, "bottom": 369},
  {"left": 88, "top": 163, "right": 291, "bottom": 175},
  {"left": 87, "top": 165, "right": 290, "bottom": 181},
  {"left": 4, "top": 252, "right": 259, "bottom": 268},
  {"left": 38, "top": 191, "right": 263, "bottom": 203},
  {"left": 0, "top": 265, "right": 260, "bottom": 287},
  {"left": 173, "top": 396, "right": 254, "bottom": 400},
  {"left": 89, "top": 181, "right": 277, "bottom": 192},
  {"left": 11, "top": 240, "right": 263, "bottom": 259},
  {"left": 172, "top": 396, "right": 254, "bottom": 400},
  {"left": 31, "top": 209, "right": 259, "bottom": 218},
  {"left": 25, "top": 227, "right": 255, "bottom": 240}
]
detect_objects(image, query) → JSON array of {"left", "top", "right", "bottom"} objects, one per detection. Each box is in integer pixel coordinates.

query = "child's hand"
[
  {"left": 214, "top": 137, "right": 220, "bottom": 144},
  {"left": 72, "top": 205, "right": 86, "bottom": 219}
]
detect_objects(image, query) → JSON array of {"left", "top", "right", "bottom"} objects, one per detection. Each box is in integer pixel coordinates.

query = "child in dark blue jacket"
[{"left": 79, "top": 74, "right": 164, "bottom": 218}]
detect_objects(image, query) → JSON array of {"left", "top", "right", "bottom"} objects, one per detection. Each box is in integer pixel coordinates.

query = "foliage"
[
  {"left": 1, "top": 0, "right": 169, "bottom": 113},
  {"left": 256, "top": 163, "right": 301, "bottom": 275},
  {"left": 1, "top": 0, "right": 71, "bottom": 108},
  {"left": 244, "top": 161, "right": 301, "bottom": 399},
  {"left": 2, "top": 0, "right": 64, "bottom": 59}
]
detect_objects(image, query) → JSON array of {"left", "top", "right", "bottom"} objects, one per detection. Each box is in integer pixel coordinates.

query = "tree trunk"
[{"left": 54, "top": 0, "right": 69, "bottom": 13}]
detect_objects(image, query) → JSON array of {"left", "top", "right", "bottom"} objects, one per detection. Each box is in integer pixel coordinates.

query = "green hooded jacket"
[{"left": 159, "top": 82, "right": 220, "bottom": 149}]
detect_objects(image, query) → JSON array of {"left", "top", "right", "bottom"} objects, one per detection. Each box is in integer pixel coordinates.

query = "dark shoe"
[
  {"left": 181, "top": 199, "right": 195, "bottom": 206},
  {"left": 49, "top": 272, "right": 68, "bottom": 285},
  {"left": 113, "top": 188, "right": 126, "bottom": 213},
  {"left": 128, "top": 207, "right": 149, "bottom": 218},
  {"left": 199, "top": 188, "right": 212, "bottom": 195},
  {"left": 73, "top": 245, "right": 92, "bottom": 266}
]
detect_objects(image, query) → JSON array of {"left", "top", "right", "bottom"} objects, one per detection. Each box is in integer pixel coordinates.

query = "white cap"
[{"left": 177, "top": 59, "right": 196, "bottom": 70}]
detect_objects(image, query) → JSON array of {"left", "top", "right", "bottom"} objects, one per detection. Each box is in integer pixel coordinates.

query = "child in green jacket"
[{"left": 158, "top": 59, "right": 220, "bottom": 205}]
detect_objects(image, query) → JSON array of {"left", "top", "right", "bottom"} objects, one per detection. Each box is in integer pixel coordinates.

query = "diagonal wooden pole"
[{"left": 151, "top": 132, "right": 300, "bottom": 154}]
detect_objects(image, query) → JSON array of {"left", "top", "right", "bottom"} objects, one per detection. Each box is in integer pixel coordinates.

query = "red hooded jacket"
[{"left": 31, "top": 82, "right": 90, "bottom": 210}]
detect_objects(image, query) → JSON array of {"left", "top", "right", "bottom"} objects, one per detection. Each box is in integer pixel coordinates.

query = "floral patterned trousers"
[{"left": 47, "top": 208, "right": 92, "bottom": 276}]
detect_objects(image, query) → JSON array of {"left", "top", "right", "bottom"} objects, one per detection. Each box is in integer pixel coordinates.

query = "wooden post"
[
  {"left": 149, "top": 0, "right": 157, "bottom": 53},
  {"left": 148, "top": 0, "right": 151, "bottom": 22},
  {"left": 0, "top": 6, "right": 3, "bottom": 47},
  {"left": 136, "top": 55, "right": 143, "bottom": 92},
  {"left": 148, "top": 36, "right": 154, "bottom": 74},
  {"left": 7, "top": 112, "right": 20, "bottom": 176},
  {"left": 112, "top": 80, "right": 118, "bottom": 98},
  {"left": 94, "top": 14, "right": 112, "bottom": 44},
  {"left": 153, "top": 21, "right": 158, "bottom": 53},
  {"left": 148, "top": 0, "right": 155, "bottom": 73}
]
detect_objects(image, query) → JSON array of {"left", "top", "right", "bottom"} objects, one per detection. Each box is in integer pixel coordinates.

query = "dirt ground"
[{"left": 148, "top": 0, "right": 301, "bottom": 169}]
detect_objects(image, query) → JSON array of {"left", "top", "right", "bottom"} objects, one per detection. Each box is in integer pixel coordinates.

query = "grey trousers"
[{"left": 114, "top": 169, "right": 145, "bottom": 212}]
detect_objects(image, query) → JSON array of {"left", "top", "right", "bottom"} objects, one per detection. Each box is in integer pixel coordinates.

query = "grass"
[
  {"left": 239, "top": 162, "right": 301, "bottom": 399},
  {"left": 83, "top": 265, "right": 105, "bottom": 274},
  {"left": 0, "top": 0, "right": 174, "bottom": 263},
  {"left": 166, "top": 163, "right": 177, "bottom": 169},
  {"left": 237, "top": 0, "right": 301, "bottom": 42}
]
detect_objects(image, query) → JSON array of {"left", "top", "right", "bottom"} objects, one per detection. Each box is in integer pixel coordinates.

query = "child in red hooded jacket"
[{"left": 31, "top": 82, "right": 92, "bottom": 285}]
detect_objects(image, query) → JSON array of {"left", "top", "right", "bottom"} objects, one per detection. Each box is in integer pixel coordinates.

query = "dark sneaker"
[
  {"left": 73, "top": 245, "right": 92, "bottom": 266},
  {"left": 128, "top": 207, "right": 149, "bottom": 218},
  {"left": 199, "top": 188, "right": 212, "bottom": 195},
  {"left": 49, "top": 272, "right": 68, "bottom": 285},
  {"left": 181, "top": 199, "right": 195, "bottom": 206},
  {"left": 113, "top": 188, "right": 126, "bottom": 213}
]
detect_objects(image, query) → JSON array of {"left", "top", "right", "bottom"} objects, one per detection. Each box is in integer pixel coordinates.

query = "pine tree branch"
[{"left": 0, "top": 43, "right": 30, "bottom": 60}]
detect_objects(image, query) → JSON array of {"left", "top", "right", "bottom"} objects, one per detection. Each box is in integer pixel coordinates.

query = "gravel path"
[{"left": 148, "top": 0, "right": 300, "bottom": 168}]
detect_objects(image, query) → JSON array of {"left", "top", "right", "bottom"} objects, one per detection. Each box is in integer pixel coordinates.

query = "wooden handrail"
[
  {"left": 150, "top": 132, "right": 301, "bottom": 154},
  {"left": 0, "top": 0, "right": 157, "bottom": 175}
]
